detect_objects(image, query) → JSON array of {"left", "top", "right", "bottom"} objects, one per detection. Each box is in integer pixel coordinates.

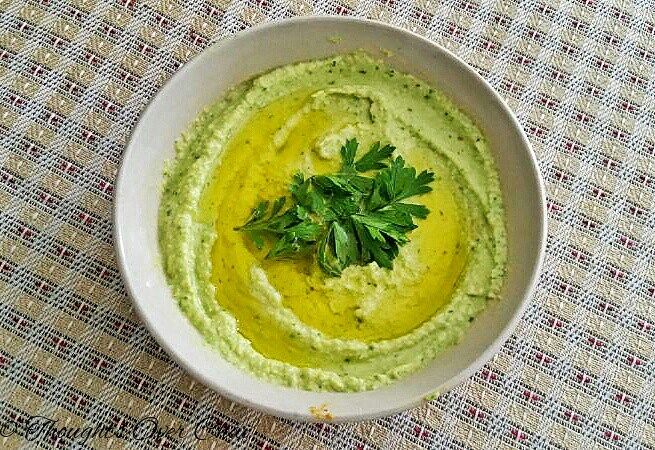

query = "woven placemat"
[{"left": 1, "top": 0, "right": 654, "bottom": 448}]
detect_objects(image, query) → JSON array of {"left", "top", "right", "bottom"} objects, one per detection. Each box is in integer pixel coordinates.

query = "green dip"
[{"left": 159, "top": 52, "right": 507, "bottom": 392}]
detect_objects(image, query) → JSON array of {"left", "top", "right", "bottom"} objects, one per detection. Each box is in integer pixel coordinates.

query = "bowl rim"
[{"left": 113, "top": 15, "right": 548, "bottom": 422}]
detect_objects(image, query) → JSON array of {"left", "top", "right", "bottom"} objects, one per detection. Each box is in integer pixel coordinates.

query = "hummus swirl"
[{"left": 159, "top": 52, "right": 507, "bottom": 392}]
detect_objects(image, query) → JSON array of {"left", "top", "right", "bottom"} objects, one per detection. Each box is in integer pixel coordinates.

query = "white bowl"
[{"left": 114, "top": 17, "right": 546, "bottom": 422}]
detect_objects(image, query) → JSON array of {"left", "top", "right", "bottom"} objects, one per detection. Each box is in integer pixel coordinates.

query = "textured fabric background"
[{"left": 0, "top": 0, "right": 654, "bottom": 448}]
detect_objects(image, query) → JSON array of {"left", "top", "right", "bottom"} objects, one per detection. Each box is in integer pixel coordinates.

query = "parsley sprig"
[{"left": 235, "top": 139, "right": 435, "bottom": 276}]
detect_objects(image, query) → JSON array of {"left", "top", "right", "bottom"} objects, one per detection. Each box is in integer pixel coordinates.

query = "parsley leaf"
[
  {"left": 339, "top": 138, "right": 359, "bottom": 170},
  {"left": 354, "top": 142, "right": 395, "bottom": 172},
  {"left": 235, "top": 139, "right": 435, "bottom": 276}
]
